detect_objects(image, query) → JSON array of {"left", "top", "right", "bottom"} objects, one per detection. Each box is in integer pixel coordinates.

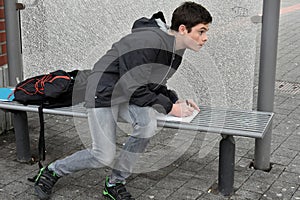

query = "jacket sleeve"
[
  {"left": 150, "top": 84, "right": 178, "bottom": 103},
  {"left": 117, "top": 48, "right": 174, "bottom": 114}
]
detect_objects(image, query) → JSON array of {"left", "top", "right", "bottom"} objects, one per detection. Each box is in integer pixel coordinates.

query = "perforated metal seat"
[{"left": 0, "top": 101, "right": 273, "bottom": 138}]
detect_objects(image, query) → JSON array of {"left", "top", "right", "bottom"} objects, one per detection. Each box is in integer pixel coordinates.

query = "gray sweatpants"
[{"left": 48, "top": 104, "right": 157, "bottom": 183}]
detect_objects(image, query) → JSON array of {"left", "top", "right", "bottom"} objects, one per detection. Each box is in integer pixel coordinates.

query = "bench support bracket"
[{"left": 218, "top": 135, "right": 235, "bottom": 196}]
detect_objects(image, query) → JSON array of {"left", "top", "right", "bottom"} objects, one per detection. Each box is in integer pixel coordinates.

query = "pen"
[{"left": 186, "top": 100, "right": 190, "bottom": 107}]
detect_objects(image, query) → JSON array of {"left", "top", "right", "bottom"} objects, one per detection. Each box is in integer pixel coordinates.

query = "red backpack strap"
[{"left": 49, "top": 75, "right": 71, "bottom": 82}]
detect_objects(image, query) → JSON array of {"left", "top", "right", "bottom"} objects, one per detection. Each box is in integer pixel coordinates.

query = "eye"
[{"left": 198, "top": 31, "right": 205, "bottom": 35}]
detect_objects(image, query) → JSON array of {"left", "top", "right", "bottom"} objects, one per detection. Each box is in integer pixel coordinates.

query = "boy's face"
[{"left": 179, "top": 23, "right": 209, "bottom": 52}]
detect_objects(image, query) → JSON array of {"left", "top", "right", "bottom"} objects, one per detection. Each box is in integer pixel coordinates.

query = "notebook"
[{"left": 156, "top": 110, "right": 199, "bottom": 123}]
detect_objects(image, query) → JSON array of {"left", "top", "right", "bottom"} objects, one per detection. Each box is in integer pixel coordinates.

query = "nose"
[{"left": 202, "top": 33, "right": 208, "bottom": 42}]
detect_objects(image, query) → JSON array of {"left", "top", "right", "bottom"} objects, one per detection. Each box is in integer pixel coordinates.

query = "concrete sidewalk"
[{"left": 0, "top": 1, "right": 299, "bottom": 199}]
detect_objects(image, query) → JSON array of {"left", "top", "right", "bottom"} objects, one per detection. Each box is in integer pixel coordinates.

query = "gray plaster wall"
[{"left": 20, "top": 0, "right": 262, "bottom": 110}]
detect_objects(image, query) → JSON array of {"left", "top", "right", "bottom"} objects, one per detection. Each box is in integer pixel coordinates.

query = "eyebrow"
[{"left": 199, "top": 27, "right": 209, "bottom": 31}]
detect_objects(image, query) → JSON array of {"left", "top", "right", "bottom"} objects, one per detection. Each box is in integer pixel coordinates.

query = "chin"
[{"left": 189, "top": 46, "right": 201, "bottom": 52}]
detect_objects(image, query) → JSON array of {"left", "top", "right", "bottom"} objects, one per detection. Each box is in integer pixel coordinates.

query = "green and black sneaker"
[
  {"left": 34, "top": 164, "right": 60, "bottom": 200},
  {"left": 103, "top": 176, "right": 135, "bottom": 200}
]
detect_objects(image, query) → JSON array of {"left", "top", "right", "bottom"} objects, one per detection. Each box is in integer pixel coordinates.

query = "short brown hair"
[{"left": 170, "top": 2, "right": 212, "bottom": 32}]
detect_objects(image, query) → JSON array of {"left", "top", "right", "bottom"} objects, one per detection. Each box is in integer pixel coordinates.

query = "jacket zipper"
[{"left": 152, "top": 38, "right": 176, "bottom": 90}]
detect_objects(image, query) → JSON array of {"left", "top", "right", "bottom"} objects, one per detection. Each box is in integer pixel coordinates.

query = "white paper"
[{"left": 156, "top": 110, "right": 199, "bottom": 123}]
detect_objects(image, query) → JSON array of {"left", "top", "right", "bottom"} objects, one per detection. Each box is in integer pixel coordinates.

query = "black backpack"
[
  {"left": 13, "top": 69, "right": 91, "bottom": 161},
  {"left": 15, "top": 70, "right": 77, "bottom": 108}
]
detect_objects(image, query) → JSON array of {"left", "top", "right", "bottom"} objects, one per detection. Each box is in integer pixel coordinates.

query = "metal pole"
[
  {"left": 4, "top": 0, "right": 23, "bottom": 86},
  {"left": 255, "top": 0, "right": 281, "bottom": 170},
  {"left": 218, "top": 135, "right": 235, "bottom": 196},
  {"left": 13, "top": 111, "right": 31, "bottom": 162}
]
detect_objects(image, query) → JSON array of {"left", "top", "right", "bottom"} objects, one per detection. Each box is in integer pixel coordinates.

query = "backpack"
[
  {"left": 13, "top": 69, "right": 91, "bottom": 161},
  {"left": 15, "top": 70, "right": 73, "bottom": 108}
]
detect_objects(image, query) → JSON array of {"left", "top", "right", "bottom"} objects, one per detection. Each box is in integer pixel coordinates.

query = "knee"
[
  {"left": 137, "top": 118, "right": 157, "bottom": 138},
  {"left": 90, "top": 148, "right": 115, "bottom": 166},
  {"left": 132, "top": 110, "right": 157, "bottom": 138}
]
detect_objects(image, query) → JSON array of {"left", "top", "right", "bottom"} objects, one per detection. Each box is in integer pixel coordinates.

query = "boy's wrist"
[{"left": 169, "top": 103, "right": 179, "bottom": 116}]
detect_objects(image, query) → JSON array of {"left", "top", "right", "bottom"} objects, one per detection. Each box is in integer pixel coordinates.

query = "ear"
[{"left": 178, "top": 25, "right": 188, "bottom": 35}]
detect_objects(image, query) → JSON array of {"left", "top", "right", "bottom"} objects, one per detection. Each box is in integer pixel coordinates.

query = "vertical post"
[
  {"left": 218, "top": 135, "right": 235, "bottom": 196},
  {"left": 255, "top": 0, "right": 281, "bottom": 170},
  {"left": 4, "top": 0, "right": 23, "bottom": 86},
  {"left": 13, "top": 111, "right": 31, "bottom": 162}
]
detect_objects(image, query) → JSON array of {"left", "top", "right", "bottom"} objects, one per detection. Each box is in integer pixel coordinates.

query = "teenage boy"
[{"left": 34, "top": 2, "right": 212, "bottom": 200}]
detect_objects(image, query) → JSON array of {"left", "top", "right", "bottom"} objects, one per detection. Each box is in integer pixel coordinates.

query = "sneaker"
[
  {"left": 103, "top": 176, "right": 134, "bottom": 200},
  {"left": 34, "top": 164, "right": 60, "bottom": 200}
]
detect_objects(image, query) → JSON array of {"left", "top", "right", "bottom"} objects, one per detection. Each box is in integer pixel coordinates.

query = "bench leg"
[
  {"left": 13, "top": 111, "right": 31, "bottom": 162},
  {"left": 218, "top": 135, "right": 235, "bottom": 196}
]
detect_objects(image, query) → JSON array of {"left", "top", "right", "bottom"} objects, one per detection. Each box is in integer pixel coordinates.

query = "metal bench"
[{"left": 0, "top": 101, "right": 274, "bottom": 196}]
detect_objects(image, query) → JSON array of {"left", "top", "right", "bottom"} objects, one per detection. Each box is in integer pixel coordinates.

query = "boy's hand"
[
  {"left": 169, "top": 99, "right": 199, "bottom": 117},
  {"left": 185, "top": 99, "right": 200, "bottom": 112}
]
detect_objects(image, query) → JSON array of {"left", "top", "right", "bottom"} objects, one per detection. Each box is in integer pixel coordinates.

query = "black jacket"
[{"left": 85, "top": 12, "right": 184, "bottom": 114}]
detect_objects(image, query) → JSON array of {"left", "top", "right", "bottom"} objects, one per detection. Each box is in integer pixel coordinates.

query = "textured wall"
[{"left": 20, "top": 0, "right": 262, "bottom": 109}]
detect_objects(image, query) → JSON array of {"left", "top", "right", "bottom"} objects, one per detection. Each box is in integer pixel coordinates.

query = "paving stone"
[
  {"left": 291, "top": 154, "right": 300, "bottom": 165},
  {"left": 182, "top": 177, "right": 215, "bottom": 192},
  {"left": 274, "top": 107, "right": 293, "bottom": 116},
  {"left": 278, "top": 172, "right": 300, "bottom": 185},
  {"left": 235, "top": 137, "right": 255, "bottom": 148},
  {"left": 288, "top": 105, "right": 300, "bottom": 115},
  {"left": 240, "top": 177, "right": 272, "bottom": 194},
  {"left": 292, "top": 189, "right": 300, "bottom": 200},
  {"left": 72, "top": 175, "right": 101, "bottom": 188},
  {"left": 137, "top": 187, "right": 173, "bottom": 200},
  {"left": 285, "top": 163, "right": 300, "bottom": 174},
  {"left": 54, "top": 184, "right": 86, "bottom": 198},
  {"left": 178, "top": 160, "right": 207, "bottom": 173},
  {"left": 271, "top": 134, "right": 289, "bottom": 144},
  {"left": 236, "top": 157, "right": 254, "bottom": 168},
  {"left": 188, "top": 151, "right": 218, "bottom": 165},
  {"left": 126, "top": 176, "right": 158, "bottom": 190},
  {"left": 234, "top": 166, "right": 255, "bottom": 189},
  {"left": 0, "top": 170, "right": 24, "bottom": 185},
  {"left": 168, "top": 186, "right": 203, "bottom": 200},
  {"left": 0, "top": 191, "right": 16, "bottom": 200},
  {"left": 268, "top": 164, "right": 286, "bottom": 177},
  {"left": 235, "top": 147, "right": 252, "bottom": 157},
  {"left": 47, "top": 193, "right": 67, "bottom": 200},
  {"left": 273, "top": 119, "right": 299, "bottom": 137},
  {"left": 165, "top": 168, "right": 196, "bottom": 181},
  {"left": 262, "top": 180, "right": 297, "bottom": 200},
  {"left": 281, "top": 135, "right": 300, "bottom": 151},
  {"left": 274, "top": 96, "right": 289, "bottom": 107},
  {"left": 271, "top": 154, "right": 294, "bottom": 166},
  {"left": 76, "top": 184, "right": 103, "bottom": 200},
  {"left": 189, "top": 146, "right": 217, "bottom": 161},
  {"left": 12, "top": 181, "right": 37, "bottom": 197},
  {"left": 2, "top": 180, "right": 32, "bottom": 196},
  {"left": 272, "top": 113, "right": 288, "bottom": 128},
  {"left": 234, "top": 189, "right": 262, "bottom": 200},
  {"left": 243, "top": 148, "right": 255, "bottom": 159},
  {"left": 155, "top": 176, "right": 187, "bottom": 190},
  {"left": 251, "top": 170, "right": 278, "bottom": 185},
  {"left": 139, "top": 166, "right": 174, "bottom": 181}
]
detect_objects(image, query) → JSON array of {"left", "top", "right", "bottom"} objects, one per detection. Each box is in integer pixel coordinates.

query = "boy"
[{"left": 34, "top": 2, "right": 212, "bottom": 200}]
